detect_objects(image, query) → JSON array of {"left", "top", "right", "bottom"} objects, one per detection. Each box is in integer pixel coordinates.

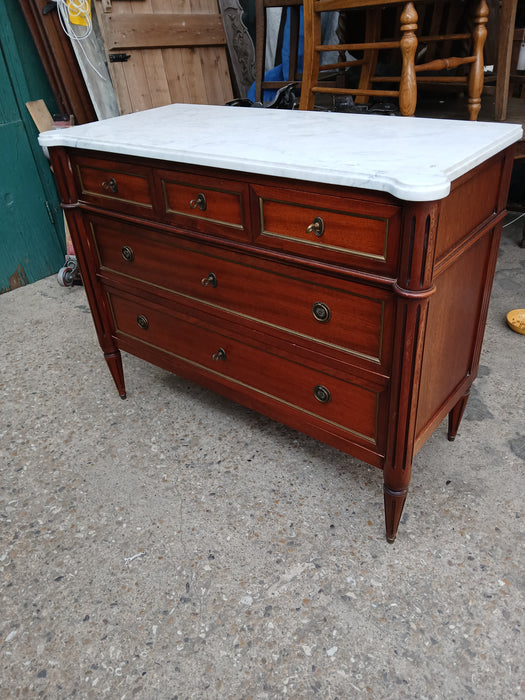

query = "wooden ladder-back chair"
[{"left": 299, "top": 0, "right": 489, "bottom": 120}]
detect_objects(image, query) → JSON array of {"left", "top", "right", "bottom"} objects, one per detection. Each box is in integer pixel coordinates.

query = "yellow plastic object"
[
  {"left": 67, "top": 0, "right": 91, "bottom": 27},
  {"left": 506, "top": 309, "right": 525, "bottom": 335}
]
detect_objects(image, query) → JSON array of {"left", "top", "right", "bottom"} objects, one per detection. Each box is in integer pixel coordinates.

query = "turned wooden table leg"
[
  {"left": 468, "top": 0, "right": 489, "bottom": 121},
  {"left": 399, "top": 2, "right": 418, "bottom": 116},
  {"left": 448, "top": 391, "right": 470, "bottom": 441}
]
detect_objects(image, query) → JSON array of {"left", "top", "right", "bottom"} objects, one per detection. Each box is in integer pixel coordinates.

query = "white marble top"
[{"left": 39, "top": 103, "right": 522, "bottom": 201}]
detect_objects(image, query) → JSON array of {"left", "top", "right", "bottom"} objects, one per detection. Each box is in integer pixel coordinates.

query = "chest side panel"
[{"left": 414, "top": 153, "right": 512, "bottom": 448}]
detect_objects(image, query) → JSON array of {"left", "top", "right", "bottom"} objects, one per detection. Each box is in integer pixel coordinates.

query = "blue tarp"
[{"left": 247, "top": 8, "right": 304, "bottom": 103}]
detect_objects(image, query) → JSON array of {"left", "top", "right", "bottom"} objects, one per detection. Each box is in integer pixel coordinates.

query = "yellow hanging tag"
[{"left": 67, "top": 0, "right": 91, "bottom": 28}]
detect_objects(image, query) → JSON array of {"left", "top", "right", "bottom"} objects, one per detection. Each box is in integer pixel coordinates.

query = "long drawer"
[
  {"left": 107, "top": 289, "right": 386, "bottom": 450},
  {"left": 89, "top": 215, "right": 394, "bottom": 371}
]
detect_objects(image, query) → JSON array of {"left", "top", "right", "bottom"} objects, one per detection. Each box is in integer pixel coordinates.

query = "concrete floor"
[{"left": 1, "top": 214, "right": 524, "bottom": 699}]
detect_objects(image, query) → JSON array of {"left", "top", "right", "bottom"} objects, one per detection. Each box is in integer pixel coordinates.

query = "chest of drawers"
[{"left": 40, "top": 105, "right": 522, "bottom": 541}]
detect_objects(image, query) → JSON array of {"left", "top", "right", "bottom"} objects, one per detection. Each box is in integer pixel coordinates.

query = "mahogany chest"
[{"left": 40, "top": 105, "right": 521, "bottom": 541}]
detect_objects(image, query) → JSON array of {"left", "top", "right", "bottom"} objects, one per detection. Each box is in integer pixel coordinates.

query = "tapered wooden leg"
[
  {"left": 384, "top": 486, "right": 407, "bottom": 543},
  {"left": 448, "top": 391, "right": 470, "bottom": 441},
  {"left": 104, "top": 350, "right": 127, "bottom": 399},
  {"left": 468, "top": 0, "right": 489, "bottom": 121}
]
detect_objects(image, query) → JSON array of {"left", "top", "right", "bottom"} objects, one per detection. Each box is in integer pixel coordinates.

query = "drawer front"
[
  {"left": 90, "top": 216, "right": 393, "bottom": 369},
  {"left": 108, "top": 291, "right": 382, "bottom": 447},
  {"left": 252, "top": 184, "right": 400, "bottom": 274},
  {"left": 72, "top": 154, "right": 154, "bottom": 215},
  {"left": 157, "top": 168, "right": 250, "bottom": 241}
]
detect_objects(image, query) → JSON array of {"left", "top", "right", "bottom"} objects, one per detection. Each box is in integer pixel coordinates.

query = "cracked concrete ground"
[{"left": 1, "top": 214, "right": 524, "bottom": 699}]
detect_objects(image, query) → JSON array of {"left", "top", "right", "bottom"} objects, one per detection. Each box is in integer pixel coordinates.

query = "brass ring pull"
[
  {"left": 201, "top": 272, "right": 217, "bottom": 288},
  {"left": 313, "top": 385, "right": 331, "bottom": 404},
  {"left": 212, "top": 347, "right": 226, "bottom": 362},
  {"left": 101, "top": 177, "right": 118, "bottom": 194},
  {"left": 312, "top": 302, "right": 331, "bottom": 323},
  {"left": 137, "top": 314, "right": 149, "bottom": 330},
  {"left": 121, "top": 245, "right": 134, "bottom": 263},
  {"left": 306, "top": 216, "right": 325, "bottom": 238},
  {"left": 190, "top": 193, "right": 207, "bottom": 211}
]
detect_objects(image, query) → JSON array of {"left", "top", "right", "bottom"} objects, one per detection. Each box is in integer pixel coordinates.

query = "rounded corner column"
[{"left": 383, "top": 201, "right": 439, "bottom": 541}]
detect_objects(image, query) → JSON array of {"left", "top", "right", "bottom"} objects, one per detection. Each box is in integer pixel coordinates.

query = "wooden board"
[
  {"left": 104, "top": 13, "right": 227, "bottom": 49},
  {"left": 95, "top": 0, "right": 233, "bottom": 114},
  {"left": 25, "top": 99, "right": 54, "bottom": 133}
]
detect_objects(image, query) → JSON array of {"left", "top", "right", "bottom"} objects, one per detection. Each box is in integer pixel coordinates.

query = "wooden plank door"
[
  {"left": 0, "top": 0, "right": 65, "bottom": 293},
  {"left": 95, "top": 0, "right": 233, "bottom": 114}
]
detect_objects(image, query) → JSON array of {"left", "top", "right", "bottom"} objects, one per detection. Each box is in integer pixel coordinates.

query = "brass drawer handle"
[
  {"left": 212, "top": 347, "right": 226, "bottom": 362},
  {"left": 201, "top": 272, "right": 217, "bottom": 288},
  {"left": 121, "top": 245, "right": 134, "bottom": 263},
  {"left": 101, "top": 177, "right": 118, "bottom": 194},
  {"left": 312, "top": 301, "right": 331, "bottom": 323},
  {"left": 306, "top": 216, "right": 324, "bottom": 238},
  {"left": 137, "top": 314, "right": 149, "bottom": 330},
  {"left": 190, "top": 192, "right": 207, "bottom": 211},
  {"left": 314, "top": 385, "right": 331, "bottom": 403}
]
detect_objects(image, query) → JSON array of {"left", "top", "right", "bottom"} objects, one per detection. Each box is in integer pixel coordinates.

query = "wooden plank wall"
[{"left": 95, "top": 0, "right": 233, "bottom": 114}]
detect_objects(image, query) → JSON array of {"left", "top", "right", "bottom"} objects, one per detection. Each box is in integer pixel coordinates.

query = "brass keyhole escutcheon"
[
  {"left": 101, "top": 177, "right": 118, "bottom": 194},
  {"left": 137, "top": 314, "right": 149, "bottom": 330},
  {"left": 306, "top": 216, "right": 325, "bottom": 238},
  {"left": 313, "top": 385, "right": 331, "bottom": 403},
  {"left": 190, "top": 193, "right": 207, "bottom": 211},
  {"left": 201, "top": 272, "right": 217, "bottom": 288},
  {"left": 212, "top": 347, "right": 226, "bottom": 362},
  {"left": 121, "top": 245, "right": 134, "bottom": 263},
  {"left": 312, "top": 302, "right": 331, "bottom": 323}
]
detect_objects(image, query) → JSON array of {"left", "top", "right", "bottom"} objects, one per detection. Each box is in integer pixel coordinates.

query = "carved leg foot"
[
  {"left": 104, "top": 350, "right": 127, "bottom": 399},
  {"left": 467, "top": 98, "right": 482, "bottom": 122},
  {"left": 384, "top": 485, "right": 407, "bottom": 543},
  {"left": 448, "top": 391, "right": 470, "bottom": 441}
]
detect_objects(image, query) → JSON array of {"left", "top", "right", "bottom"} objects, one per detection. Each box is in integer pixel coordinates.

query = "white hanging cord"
[
  {"left": 56, "top": 0, "right": 92, "bottom": 40},
  {"left": 503, "top": 212, "right": 525, "bottom": 228},
  {"left": 56, "top": 0, "right": 107, "bottom": 81}
]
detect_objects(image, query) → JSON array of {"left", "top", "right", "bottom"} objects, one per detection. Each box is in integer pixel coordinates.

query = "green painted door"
[{"left": 0, "top": 0, "right": 65, "bottom": 293}]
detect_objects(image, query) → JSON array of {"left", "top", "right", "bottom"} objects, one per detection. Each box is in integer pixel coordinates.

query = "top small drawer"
[
  {"left": 253, "top": 184, "right": 400, "bottom": 274},
  {"left": 72, "top": 154, "right": 154, "bottom": 216},
  {"left": 157, "top": 168, "right": 250, "bottom": 242}
]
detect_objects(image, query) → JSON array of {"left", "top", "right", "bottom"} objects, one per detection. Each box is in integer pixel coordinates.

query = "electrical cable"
[
  {"left": 503, "top": 212, "right": 525, "bottom": 228},
  {"left": 55, "top": 0, "right": 107, "bottom": 81}
]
